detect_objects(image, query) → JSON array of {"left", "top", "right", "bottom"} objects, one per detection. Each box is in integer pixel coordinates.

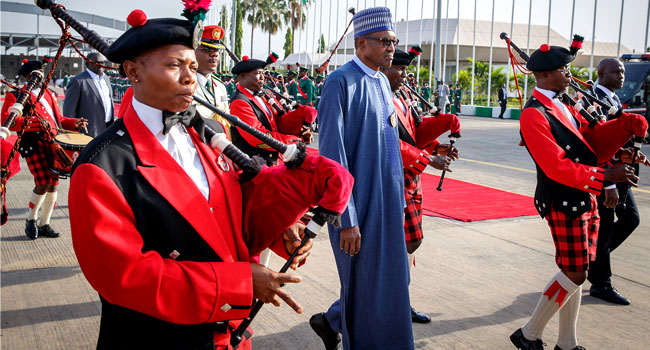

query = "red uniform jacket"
[
  {"left": 395, "top": 90, "right": 461, "bottom": 175},
  {"left": 229, "top": 84, "right": 300, "bottom": 149},
  {"left": 395, "top": 95, "right": 431, "bottom": 174},
  {"left": 1, "top": 88, "right": 77, "bottom": 132},
  {"left": 520, "top": 89, "right": 605, "bottom": 196},
  {"left": 69, "top": 105, "right": 292, "bottom": 349}
]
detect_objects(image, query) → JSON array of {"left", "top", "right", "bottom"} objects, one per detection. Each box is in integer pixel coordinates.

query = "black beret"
[
  {"left": 231, "top": 57, "right": 267, "bottom": 75},
  {"left": 106, "top": 18, "right": 195, "bottom": 64},
  {"left": 392, "top": 49, "right": 413, "bottom": 66},
  {"left": 17, "top": 61, "right": 44, "bottom": 77},
  {"left": 526, "top": 44, "right": 575, "bottom": 72}
]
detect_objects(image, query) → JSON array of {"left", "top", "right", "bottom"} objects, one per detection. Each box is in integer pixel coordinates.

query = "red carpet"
[
  {"left": 307, "top": 147, "right": 537, "bottom": 222},
  {"left": 420, "top": 173, "right": 538, "bottom": 222}
]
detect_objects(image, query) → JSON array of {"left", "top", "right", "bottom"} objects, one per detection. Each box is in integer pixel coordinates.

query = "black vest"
[
  {"left": 229, "top": 89, "right": 278, "bottom": 166},
  {"left": 522, "top": 98, "right": 599, "bottom": 219},
  {"left": 71, "top": 119, "right": 229, "bottom": 350}
]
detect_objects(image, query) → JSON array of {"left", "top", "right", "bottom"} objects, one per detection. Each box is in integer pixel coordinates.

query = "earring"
[{"left": 134, "top": 79, "right": 139, "bottom": 83}]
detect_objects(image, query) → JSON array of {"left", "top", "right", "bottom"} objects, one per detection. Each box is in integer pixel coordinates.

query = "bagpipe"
[
  {"left": 218, "top": 39, "right": 316, "bottom": 142},
  {"left": 34, "top": 0, "right": 354, "bottom": 343},
  {"left": 1, "top": 61, "right": 79, "bottom": 197},
  {"left": 0, "top": 68, "right": 45, "bottom": 140},
  {"left": 314, "top": 7, "right": 356, "bottom": 74},
  {"left": 400, "top": 83, "right": 462, "bottom": 191},
  {"left": 499, "top": 32, "right": 648, "bottom": 166},
  {"left": 221, "top": 41, "right": 299, "bottom": 111},
  {"left": 0, "top": 68, "right": 45, "bottom": 208}
]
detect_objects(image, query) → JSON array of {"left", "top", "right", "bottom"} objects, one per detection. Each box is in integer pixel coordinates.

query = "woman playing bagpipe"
[
  {"left": 379, "top": 46, "right": 461, "bottom": 324},
  {"left": 44, "top": 0, "right": 354, "bottom": 348},
  {"left": 1, "top": 57, "right": 87, "bottom": 239},
  {"left": 504, "top": 35, "right": 648, "bottom": 350}
]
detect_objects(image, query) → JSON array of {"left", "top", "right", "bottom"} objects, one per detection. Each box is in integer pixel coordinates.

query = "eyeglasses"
[
  {"left": 556, "top": 65, "right": 571, "bottom": 75},
  {"left": 363, "top": 36, "right": 399, "bottom": 48}
]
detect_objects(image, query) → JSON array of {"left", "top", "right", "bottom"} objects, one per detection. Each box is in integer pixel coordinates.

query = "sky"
[{"left": 1, "top": 0, "right": 649, "bottom": 59}]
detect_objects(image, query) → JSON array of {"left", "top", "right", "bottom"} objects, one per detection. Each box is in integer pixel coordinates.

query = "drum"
[{"left": 50, "top": 132, "right": 93, "bottom": 178}]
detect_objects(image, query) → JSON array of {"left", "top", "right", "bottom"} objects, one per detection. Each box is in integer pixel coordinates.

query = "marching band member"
[
  {"left": 229, "top": 55, "right": 315, "bottom": 166},
  {"left": 68, "top": 8, "right": 311, "bottom": 349},
  {"left": 1, "top": 58, "right": 86, "bottom": 240},
  {"left": 380, "top": 47, "right": 460, "bottom": 324},
  {"left": 511, "top": 42, "right": 639, "bottom": 350}
]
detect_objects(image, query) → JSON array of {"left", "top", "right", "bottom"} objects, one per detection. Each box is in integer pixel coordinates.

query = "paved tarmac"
[{"left": 1, "top": 116, "right": 649, "bottom": 349}]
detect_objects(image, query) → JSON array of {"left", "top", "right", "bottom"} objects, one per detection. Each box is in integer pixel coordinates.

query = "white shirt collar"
[
  {"left": 132, "top": 97, "right": 164, "bottom": 137},
  {"left": 596, "top": 84, "right": 615, "bottom": 99},
  {"left": 353, "top": 55, "right": 381, "bottom": 78},
  {"left": 86, "top": 68, "right": 105, "bottom": 81},
  {"left": 535, "top": 87, "right": 578, "bottom": 129},
  {"left": 534, "top": 87, "right": 560, "bottom": 101},
  {"left": 197, "top": 72, "right": 209, "bottom": 87}
]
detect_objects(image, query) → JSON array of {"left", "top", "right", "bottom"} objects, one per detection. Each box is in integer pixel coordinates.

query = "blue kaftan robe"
[{"left": 318, "top": 56, "right": 413, "bottom": 350}]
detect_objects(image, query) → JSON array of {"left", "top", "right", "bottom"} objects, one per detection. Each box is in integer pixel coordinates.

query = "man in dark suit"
[
  {"left": 498, "top": 83, "right": 507, "bottom": 118},
  {"left": 587, "top": 57, "right": 641, "bottom": 305},
  {"left": 63, "top": 52, "right": 114, "bottom": 137}
]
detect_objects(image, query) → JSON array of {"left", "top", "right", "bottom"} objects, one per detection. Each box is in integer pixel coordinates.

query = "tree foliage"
[
  {"left": 259, "top": 0, "right": 286, "bottom": 55},
  {"left": 283, "top": 27, "right": 293, "bottom": 59},
  {"left": 235, "top": 0, "right": 243, "bottom": 58},
  {"left": 318, "top": 34, "right": 326, "bottom": 53}
]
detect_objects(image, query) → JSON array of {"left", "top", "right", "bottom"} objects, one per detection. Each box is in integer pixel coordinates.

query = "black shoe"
[
  {"left": 589, "top": 284, "right": 630, "bottom": 305},
  {"left": 498, "top": 116, "right": 504, "bottom": 119},
  {"left": 411, "top": 306, "right": 431, "bottom": 323},
  {"left": 510, "top": 328, "right": 544, "bottom": 350},
  {"left": 554, "top": 346, "right": 586, "bottom": 350},
  {"left": 38, "top": 224, "right": 60, "bottom": 238},
  {"left": 309, "top": 313, "right": 341, "bottom": 350},
  {"left": 25, "top": 220, "right": 38, "bottom": 240}
]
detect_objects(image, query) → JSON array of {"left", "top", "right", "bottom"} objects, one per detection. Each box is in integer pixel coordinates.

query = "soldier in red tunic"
[{"left": 1, "top": 58, "right": 87, "bottom": 239}]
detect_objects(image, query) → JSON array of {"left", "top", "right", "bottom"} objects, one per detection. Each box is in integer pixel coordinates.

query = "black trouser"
[
  {"left": 588, "top": 184, "right": 640, "bottom": 286},
  {"left": 498, "top": 100, "right": 507, "bottom": 118},
  {"left": 454, "top": 98, "right": 461, "bottom": 113}
]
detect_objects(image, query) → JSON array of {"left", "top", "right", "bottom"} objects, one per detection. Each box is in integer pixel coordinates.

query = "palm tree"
[
  {"left": 259, "top": 0, "right": 286, "bottom": 55},
  {"left": 285, "top": 0, "right": 313, "bottom": 53},
  {"left": 241, "top": 0, "right": 263, "bottom": 56}
]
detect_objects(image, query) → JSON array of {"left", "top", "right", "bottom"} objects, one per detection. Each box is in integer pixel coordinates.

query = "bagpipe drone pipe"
[
  {"left": 220, "top": 41, "right": 317, "bottom": 141},
  {"left": 0, "top": 69, "right": 45, "bottom": 140},
  {"left": 499, "top": 32, "right": 648, "bottom": 166}
]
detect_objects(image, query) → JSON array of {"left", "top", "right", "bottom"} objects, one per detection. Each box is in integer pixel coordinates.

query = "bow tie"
[{"left": 162, "top": 104, "right": 198, "bottom": 135}]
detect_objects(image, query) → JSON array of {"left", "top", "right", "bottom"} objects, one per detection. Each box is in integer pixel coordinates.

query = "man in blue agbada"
[{"left": 309, "top": 7, "right": 413, "bottom": 350}]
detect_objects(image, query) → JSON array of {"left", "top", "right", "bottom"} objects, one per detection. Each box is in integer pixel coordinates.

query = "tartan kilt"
[
  {"left": 404, "top": 170, "right": 423, "bottom": 244},
  {"left": 24, "top": 142, "right": 59, "bottom": 187},
  {"left": 546, "top": 194, "right": 599, "bottom": 272}
]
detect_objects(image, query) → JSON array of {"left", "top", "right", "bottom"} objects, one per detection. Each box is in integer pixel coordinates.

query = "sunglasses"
[{"left": 363, "top": 36, "right": 399, "bottom": 48}]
